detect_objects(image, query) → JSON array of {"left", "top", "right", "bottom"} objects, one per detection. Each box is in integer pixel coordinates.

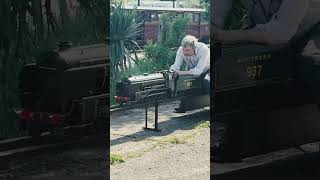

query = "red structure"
[{"left": 124, "top": 6, "right": 210, "bottom": 44}]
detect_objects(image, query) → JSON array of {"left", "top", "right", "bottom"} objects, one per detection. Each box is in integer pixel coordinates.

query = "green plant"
[
  {"left": 157, "top": 134, "right": 193, "bottom": 146},
  {"left": 201, "top": 0, "right": 210, "bottom": 22},
  {"left": 160, "top": 14, "right": 191, "bottom": 48},
  {"left": 110, "top": 2, "right": 143, "bottom": 79},
  {"left": 194, "top": 120, "right": 210, "bottom": 129},
  {"left": 142, "top": 41, "right": 176, "bottom": 72},
  {"left": 110, "top": 153, "right": 125, "bottom": 165},
  {"left": 224, "top": 1, "right": 249, "bottom": 30},
  {"left": 138, "top": 13, "right": 191, "bottom": 73}
]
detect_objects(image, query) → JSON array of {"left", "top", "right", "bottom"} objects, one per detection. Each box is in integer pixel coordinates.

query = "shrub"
[{"left": 141, "top": 41, "right": 176, "bottom": 72}]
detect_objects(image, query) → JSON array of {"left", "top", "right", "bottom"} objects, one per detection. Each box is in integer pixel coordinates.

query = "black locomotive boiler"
[
  {"left": 115, "top": 71, "right": 208, "bottom": 105},
  {"left": 16, "top": 41, "right": 109, "bottom": 137}
]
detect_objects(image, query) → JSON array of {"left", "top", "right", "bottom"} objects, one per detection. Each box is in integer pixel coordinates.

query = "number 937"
[{"left": 246, "top": 65, "right": 263, "bottom": 79}]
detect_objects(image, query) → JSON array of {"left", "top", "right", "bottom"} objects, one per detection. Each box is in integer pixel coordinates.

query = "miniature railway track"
[
  {"left": 0, "top": 123, "right": 104, "bottom": 161},
  {"left": 110, "top": 94, "right": 208, "bottom": 131},
  {"left": 109, "top": 95, "right": 195, "bottom": 113},
  {"left": 110, "top": 96, "right": 191, "bottom": 131}
]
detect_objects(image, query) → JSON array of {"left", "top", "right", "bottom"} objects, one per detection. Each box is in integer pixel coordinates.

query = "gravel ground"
[
  {"left": 0, "top": 138, "right": 107, "bottom": 180},
  {"left": 110, "top": 101, "right": 210, "bottom": 180}
]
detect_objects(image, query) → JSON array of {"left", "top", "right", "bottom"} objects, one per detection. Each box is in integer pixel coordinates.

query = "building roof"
[{"left": 123, "top": 6, "right": 205, "bottom": 13}]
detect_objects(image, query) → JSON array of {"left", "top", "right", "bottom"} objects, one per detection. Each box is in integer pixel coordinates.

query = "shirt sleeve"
[
  {"left": 253, "top": 0, "right": 309, "bottom": 44},
  {"left": 170, "top": 46, "right": 184, "bottom": 71},
  {"left": 190, "top": 45, "right": 210, "bottom": 76},
  {"left": 211, "top": 0, "right": 233, "bottom": 28}
]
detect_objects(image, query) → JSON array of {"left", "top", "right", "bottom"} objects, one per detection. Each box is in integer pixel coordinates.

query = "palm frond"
[{"left": 110, "top": 3, "right": 143, "bottom": 79}]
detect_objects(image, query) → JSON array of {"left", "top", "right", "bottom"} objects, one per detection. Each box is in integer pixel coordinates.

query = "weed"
[
  {"left": 194, "top": 120, "right": 210, "bottom": 129},
  {"left": 110, "top": 153, "right": 125, "bottom": 165}
]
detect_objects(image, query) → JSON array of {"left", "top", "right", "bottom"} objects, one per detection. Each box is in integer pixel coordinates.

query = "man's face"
[{"left": 182, "top": 46, "right": 194, "bottom": 56}]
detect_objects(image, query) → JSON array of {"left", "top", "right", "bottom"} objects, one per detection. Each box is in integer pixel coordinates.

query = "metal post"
[{"left": 145, "top": 106, "right": 148, "bottom": 128}]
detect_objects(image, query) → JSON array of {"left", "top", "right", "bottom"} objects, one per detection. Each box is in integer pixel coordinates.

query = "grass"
[
  {"left": 159, "top": 135, "right": 181, "bottom": 144},
  {"left": 127, "top": 151, "right": 144, "bottom": 159},
  {"left": 110, "top": 153, "right": 125, "bottom": 165},
  {"left": 157, "top": 134, "right": 194, "bottom": 145},
  {"left": 110, "top": 133, "right": 195, "bottom": 165},
  {"left": 194, "top": 120, "right": 210, "bottom": 129},
  {"left": 110, "top": 121, "right": 210, "bottom": 165}
]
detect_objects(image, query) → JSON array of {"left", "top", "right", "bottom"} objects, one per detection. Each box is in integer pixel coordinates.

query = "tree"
[
  {"left": 159, "top": 13, "right": 190, "bottom": 48},
  {"left": 224, "top": 1, "right": 249, "bottom": 29},
  {"left": 0, "top": 0, "right": 107, "bottom": 137},
  {"left": 110, "top": 2, "right": 143, "bottom": 79},
  {"left": 0, "top": 0, "right": 107, "bottom": 67},
  {"left": 200, "top": 0, "right": 210, "bottom": 22}
]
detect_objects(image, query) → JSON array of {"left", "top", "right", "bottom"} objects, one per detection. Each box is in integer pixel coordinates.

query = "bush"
[
  {"left": 137, "top": 14, "right": 190, "bottom": 73},
  {"left": 160, "top": 13, "right": 190, "bottom": 48},
  {"left": 109, "top": 10, "right": 190, "bottom": 105},
  {"left": 141, "top": 41, "right": 176, "bottom": 72}
]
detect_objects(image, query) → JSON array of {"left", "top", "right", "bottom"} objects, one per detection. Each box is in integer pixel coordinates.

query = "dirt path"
[{"left": 110, "top": 101, "right": 210, "bottom": 180}]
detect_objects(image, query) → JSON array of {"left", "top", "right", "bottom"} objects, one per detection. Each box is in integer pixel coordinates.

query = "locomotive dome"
[{"left": 37, "top": 41, "right": 109, "bottom": 70}]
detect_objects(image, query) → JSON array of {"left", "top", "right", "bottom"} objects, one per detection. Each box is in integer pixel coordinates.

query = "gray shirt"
[
  {"left": 170, "top": 42, "right": 210, "bottom": 76},
  {"left": 212, "top": 0, "right": 320, "bottom": 47}
]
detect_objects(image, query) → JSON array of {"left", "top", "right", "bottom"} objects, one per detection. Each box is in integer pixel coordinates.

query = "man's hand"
[
  {"left": 172, "top": 70, "right": 194, "bottom": 77},
  {"left": 172, "top": 70, "right": 180, "bottom": 79}
]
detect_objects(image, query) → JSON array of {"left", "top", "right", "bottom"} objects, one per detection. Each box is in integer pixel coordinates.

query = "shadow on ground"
[{"left": 111, "top": 109, "right": 210, "bottom": 146}]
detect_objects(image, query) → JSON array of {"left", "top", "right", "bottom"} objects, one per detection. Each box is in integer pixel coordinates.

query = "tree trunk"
[
  {"left": 58, "top": 0, "right": 69, "bottom": 28},
  {"left": 0, "top": 0, "right": 11, "bottom": 67},
  {"left": 32, "top": 0, "right": 44, "bottom": 41}
]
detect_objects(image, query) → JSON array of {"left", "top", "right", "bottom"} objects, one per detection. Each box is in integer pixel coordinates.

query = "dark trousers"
[{"left": 200, "top": 69, "right": 210, "bottom": 94}]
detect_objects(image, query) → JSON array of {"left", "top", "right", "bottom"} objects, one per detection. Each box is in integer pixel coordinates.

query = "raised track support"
[{"left": 143, "top": 102, "right": 161, "bottom": 132}]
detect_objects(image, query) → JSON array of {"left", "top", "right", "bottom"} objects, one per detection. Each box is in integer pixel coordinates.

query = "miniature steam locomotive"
[
  {"left": 115, "top": 71, "right": 207, "bottom": 105},
  {"left": 16, "top": 41, "right": 109, "bottom": 137},
  {"left": 213, "top": 23, "right": 320, "bottom": 161}
]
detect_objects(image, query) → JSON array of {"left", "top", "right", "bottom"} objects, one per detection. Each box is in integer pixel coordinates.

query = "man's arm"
[
  {"left": 213, "top": 25, "right": 270, "bottom": 44},
  {"left": 175, "top": 70, "right": 194, "bottom": 76},
  {"left": 213, "top": 0, "right": 309, "bottom": 45},
  {"left": 189, "top": 45, "right": 209, "bottom": 76},
  {"left": 170, "top": 47, "right": 184, "bottom": 71}
]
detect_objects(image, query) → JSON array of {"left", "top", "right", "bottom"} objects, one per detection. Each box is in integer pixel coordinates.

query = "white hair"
[{"left": 181, "top": 35, "right": 198, "bottom": 49}]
